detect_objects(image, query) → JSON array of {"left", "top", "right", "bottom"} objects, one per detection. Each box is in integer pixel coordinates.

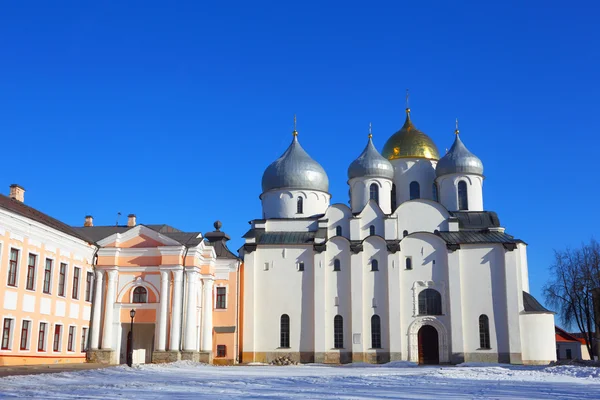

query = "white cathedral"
[{"left": 240, "top": 108, "right": 556, "bottom": 365}]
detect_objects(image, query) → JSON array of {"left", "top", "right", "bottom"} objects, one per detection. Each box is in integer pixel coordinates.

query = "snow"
[{"left": 0, "top": 362, "right": 599, "bottom": 399}]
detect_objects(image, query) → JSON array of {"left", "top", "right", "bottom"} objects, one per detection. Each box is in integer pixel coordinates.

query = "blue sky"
[{"left": 1, "top": 1, "right": 598, "bottom": 306}]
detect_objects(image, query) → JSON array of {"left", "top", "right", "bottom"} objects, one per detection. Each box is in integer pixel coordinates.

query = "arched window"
[
  {"left": 391, "top": 184, "right": 397, "bottom": 211},
  {"left": 405, "top": 257, "right": 412, "bottom": 270},
  {"left": 369, "top": 183, "right": 379, "bottom": 205},
  {"left": 369, "top": 225, "right": 375, "bottom": 236},
  {"left": 371, "top": 259, "right": 379, "bottom": 271},
  {"left": 333, "top": 259, "right": 341, "bottom": 272},
  {"left": 371, "top": 315, "right": 381, "bottom": 348},
  {"left": 479, "top": 315, "right": 490, "bottom": 349},
  {"left": 409, "top": 181, "right": 420, "bottom": 200},
  {"left": 334, "top": 315, "right": 343, "bottom": 349},
  {"left": 418, "top": 289, "right": 442, "bottom": 315},
  {"left": 403, "top": 230, "right": 408, "bottom": 237},
  {"left": 432, "top": 183, "right": 439, "bottom": 202},
  {"left": 132, "top": 287, "right": 147, "bottom": 303},
  {"left": 297, "top": 197, "right": 303, "bottom": 214},
  {"left": 458, "top": 181, "right": 468, "bottom": 210},
  {"left": 335, "top": 226, "right": 342, "bottom": 236},
  {"left": 280, "top": 314, "right": 290, "bottom": 348}
]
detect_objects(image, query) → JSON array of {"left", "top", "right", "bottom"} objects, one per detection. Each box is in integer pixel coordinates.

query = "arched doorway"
[{"left": 418, "top": 325, "right": 439, "bottom": 364}]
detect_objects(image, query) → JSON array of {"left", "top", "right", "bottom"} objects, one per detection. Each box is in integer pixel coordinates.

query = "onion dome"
[
  {"left": 348, "top": 130, "right": 394, "bottom": 180},
  {"left": 262, "top": 129, "right": 329, "bottom": 193},
  {"left": 436, "top": 124, "right": 484, "bottom": 177},
  {"left": 382, "top": 110, "right": 440, "bottom": 161}
]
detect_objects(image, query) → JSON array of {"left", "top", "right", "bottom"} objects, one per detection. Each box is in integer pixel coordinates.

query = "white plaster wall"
[
  {"left": 349, "top": 178, "right": 393, "bottom": 214},
  {"left": 437, "top": 174, "right": 484, "bottom": 212},
  {"left": 266, "top": 219, "right": 318, "bottom": 232},
  {"left": 517, "top": 244, "right": 530, "bottom": 293},
  {"left": 325, "top": 239, "right": 351, "bottom": 350},
  {"left": 520, "top": 313, "right": 557, "bottom": 364},
  {"left": 252, "top": 246, "right": 315, "bottom": 352},
  {"left": 350, "top": 203, "right": 386, "bottom": 241},
  {"left": 362, "top": 238, "right": 389, "bottom": 350},
  {"left": 556, "top": 341, "right": 582, "bottom": 360},
  {"left": 391, "top": 158, "right": 437, "bottom": 205},
  {"left": 324, "top": 205, "right": 352, "bottom": 239},
  {"left": 261, "top": 190, "right": 330, "bottom": 219},
  {"left": 459, "top": 245, "right": 507, "bottom": 354},
  {"left": 394, "top": 200, "right": 449, "bottom": 237}
]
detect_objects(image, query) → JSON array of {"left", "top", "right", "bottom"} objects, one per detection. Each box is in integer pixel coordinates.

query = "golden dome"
[{"left": 382, "top": 110, "right": 440, "bottom": 161}]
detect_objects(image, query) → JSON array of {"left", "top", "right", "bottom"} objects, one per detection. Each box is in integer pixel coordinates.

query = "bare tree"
[{"left": 543, "top": 239, "right": 600, "bottom": 359}]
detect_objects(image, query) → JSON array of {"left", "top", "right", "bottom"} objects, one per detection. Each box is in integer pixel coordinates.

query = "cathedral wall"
[
  {"left": 261, "top": 190, "right": 330, "bottom": 219},
  {"left": 394, "top": 200, "right": 449, "bottom": 237},
  {"left": 250, "top": 246, "right": 315, "bottom": 360},
  {"left": 391, "top": 158, "right": 437, "bottom": 205},
  {"left": 517, "top": 243, "right": 530, "bottom": 293},
  {"left": 437, "top": 174, "right": 484, "bottom": 212},
  {"left": 351, "top": 204, "right": 385, "bottom": 240},
  {"left": 520, "top": 313, "right": 556, "bottom": 365},
  {"left": 325, "top": 204, "right": 352, "bottom": 239},
  {"left": 459, "top": 245, "right": 510, "bottom": 362},
  {"left": 349, "top": 178, "right": 393, "bottom": 214}
]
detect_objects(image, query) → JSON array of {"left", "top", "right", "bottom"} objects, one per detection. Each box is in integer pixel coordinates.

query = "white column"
[
  {"left": 90, "top": 270, "right": 104, "bottom": 350},
  {"left": 201, "top": 279, "right": 214, "bottom": 352},
  {"left": 157, "top": 270, "right": 169, "bottom": 351},
  {"left": 169, "top": 269, "right": 184, "bottom": 351},
  {"left": 183, "top": 270, "right": 199, "bottom": 351},
  {"left": 101, "top": 270, "right": 118, "bottom": 349}
]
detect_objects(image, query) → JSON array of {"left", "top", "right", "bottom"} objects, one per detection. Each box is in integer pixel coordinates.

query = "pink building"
[{"left": 0, "top": 185, "right": 96, "bottom": 366}]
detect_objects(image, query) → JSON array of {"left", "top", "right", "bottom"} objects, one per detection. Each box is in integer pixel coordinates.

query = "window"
[
  {"left": 2, "top": 319, "right": 13, "bottom": 350},
  {"left": 369, "top": 225, "right": 375, "bottom": 236},
  {"left": 81, "top": 327, "right": 88, "bottom": 352},
  {"left": 38, "top": 323, "right": 47, "bottom": 351},
  {"left": 334, "top": 315, "right": 343, "bottom": 349},
  {"left": 335, "top": 226, "right": 342, "bottom": 236},
  {"left": 297, "top": 262, "right": 304, "bottom": 272},
  {"left": 280, "top": 314, "right": 290, "bottom": 348},
  {"left": 26, "top": 254, "right": 37, "bottom": 290},
  {"left": 20, "top": 320, "right": 30, "bottom": 350},
  {"left": 371, "top": 259, "right": 379, "bottom": 271},
  {"left": 391, "top": 184, "right": 397, "bottom": 211},
  {"left": 132, "top": 287, "right": 147, "bottom": 303},
  {"left": 333, "top": 259, "right": 341, "bottom": 272},
  {"left": 43, "top": 259, "right": 53, "bottom": 294},
  {"left": 458, "top": 181, "right": 468, "bottom": 210},
  {"left": 566, "top": 348, "right": 572, "bottom": 359},
  {"left": 369, "top": 183, "right": 379, "bottom": 205},
  {"left": 479, "top": 315, "right": 491, "bottom": 349},
  {"left": 403, "top": 230, "right": 408, "bottom": 237},
  {"left": 8, "top": 248, "right": 19, "bottom": 286},
  {"left": 58, "top": 263, "right": 67, "bottom": 297},
  {"left": 216, "top": 287, "right": 227, "bottom": 309},
  {"left": 216, "top": 345, "right": 226, "bottom": 357},
  {"left": 405, "top": 257, "right": 412, "bottom": 270},
  {"left": 418, "top": 289, "right": 442, "bottom": 315},
  {"left": 68, "top": 326, "right": 75, "bottom": 351},
  {"left": 409, "top": 181, "right": 420, "bottom": 200},
  {"left": 432, "top": 183, "right": 439, "bottom": 202},
  {"left": 53, "top": 325, "right": 62, "bottom": 352},
  {"left": 371, "top": 315, "right": 381, "bottom": 349},
  {"left": 297, "top": 197, "right": 303, "bottom": 214},
  {"left": 72, "top": 267, "right": 80, "bottom": 299},
  {"left": 85, "top": 272, "right": 93, "bottom": 302}
]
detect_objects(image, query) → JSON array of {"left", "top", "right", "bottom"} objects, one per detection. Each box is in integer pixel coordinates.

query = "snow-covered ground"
[{"left": 0, "top": 361, "right": 599, "bottom": 399}]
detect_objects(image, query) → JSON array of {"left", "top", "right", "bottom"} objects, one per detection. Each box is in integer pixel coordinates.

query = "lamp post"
[{"left": 127, "top": 309, "right": 136, "bottom": 367}]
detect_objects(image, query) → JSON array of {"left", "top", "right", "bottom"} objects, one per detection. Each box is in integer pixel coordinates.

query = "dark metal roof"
[
  {"left": 204, "top": 223, "right": 239, "bottom": 260},
  {"left": 257, "top": 231, "right": 316, "bottom": 245},
  {"left": 146, "top": 224, "right": 182, "bottom": 233},
  {"left": 449, "top": 211, "right": 500, "bottom": 230},
  {"left": 0, "top": 195, "right": 93, "bottom": 243},
  {"left": 163, "top": 232, "right": 203, "bottom": 246},
  {"left": 74, "top": 226, "right": 130, "bottom": 243},
  {"left": 437, "top": 230, "right": 518, "bottom": 244},
  {"left": 523, "top": 291, "right": 553, "bottom": 313}
]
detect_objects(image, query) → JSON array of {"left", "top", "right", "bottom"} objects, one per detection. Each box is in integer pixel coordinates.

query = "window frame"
[
  {"left": 280, "top": 314, "right": 290, "bottom": 348},
  {"left": 371, "top": 259, "right": 379, "bottom": 272},
  {"left": 53, "top": 324, "right": 62, "bottom": 352},
  {"left": 216, "top": 344, "right": 226, "bottom": 358},
  {"left": 333, "top": 259, "right": 341, "bottom": 272},
  {"left": 58, "top": 263, "right": 67, "bottom": 297},
  {"left": 25, "top": 253, "right": 37, "bottom": 291},
  {"left": 296, "top": 196, "right": 303, "bottom": 214},
  {"left": 43, "top": 258, "right": 53, "bottom": 294},
  {"left": 409, "top": 181, "right": 420, "bottom": 200},
  {"left": 369, "top": 225, "right": 375, "bottom": 236},
  {"left": 369, "top": 183, "right": 379, "bottom": 205},
  {"left": 371, "top": 315, "right": 382, "bottom": 349},
  {"left": 405, "top": 257, "right": 412, "bottom": 270},
  {"left": 418, "top": 289, "right": 442, "bottom": 316},
  {"left": 72, "top": 267, "right": 81, "bottom": 299},
  {"left": 391, "top": 184, "right": 397, "bottom": 211},
  {"left": 458, "top": 180, "right": 468, "bottom": 210},
  {"left": 67, "top": 326, "right": 76, "bottom": 352},
  {"left": 333, "top": 315, "right": 344, "bottom": 349},
  {"left": 432, "top": 182, "right": 439, "bottom": 202},
  {"left": 132, "top": 286, "right": 148, "bottom": 303},
  {"left": 20, "top": 319, "right": 31, "bottom": 350},
  {"left": 479, "top": 314, "right": 491, "bottom": 349},
  {"left": 8, "top": 248, "right": 20, "bottom": 287},
  {"left": 38, "top": 322, "right": 47, "bottom": 352},
  {"left": 335, "top": 226, "right": 342, "bottom": 236},
  {"left": 81, "top": 327, "right": 88, "bottom": 352},
  {"left": 215, "top": 287, "right": 227, "bottom": 309},
  {"left": 85, "top": 271, "right": 93, "bottom": 302},
  {"left": 297, "top": 261, "right": 304, "bottom": 272},
  {"left": 2, "top": 318, "right": 13, "bottom": 350}
]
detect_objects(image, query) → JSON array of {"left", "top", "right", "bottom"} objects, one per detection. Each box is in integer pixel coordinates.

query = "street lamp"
[{"left": 127, "top": 309, "right": 136, "bottom": 367}]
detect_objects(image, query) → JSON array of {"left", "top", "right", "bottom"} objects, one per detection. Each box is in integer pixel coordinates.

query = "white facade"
[{"left": 241, "top": 120, "right": 556, "bottom": 365}]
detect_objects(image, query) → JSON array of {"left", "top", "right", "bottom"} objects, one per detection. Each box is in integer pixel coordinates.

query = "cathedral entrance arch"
[
  {"left": 418, "top": 325, "right": 439, "bottom": 364},
  {"left": 408, "top": 317, "right": 449, "bottom": 363}
]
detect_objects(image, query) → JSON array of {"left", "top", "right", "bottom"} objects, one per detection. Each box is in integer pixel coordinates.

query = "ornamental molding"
[
  {"left": 411, "top": 280, "right": 447, "bottom": 317},
  {"left": 407, "top": 316, "right": 450, "bottom": 363}
]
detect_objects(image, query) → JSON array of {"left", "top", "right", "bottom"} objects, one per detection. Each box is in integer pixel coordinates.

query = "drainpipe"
[
  {"left": 235, "top": 259, "right": 241, "bottom": 364},
  {"left": 86, "top": 245, "right": 100, "bottom": 360}
]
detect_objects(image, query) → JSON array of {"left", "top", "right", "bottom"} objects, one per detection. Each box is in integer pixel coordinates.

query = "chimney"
[
  {"left": 127, "top": 214, "right": 137, "bottom": 227},
  {"left": 9, "top": 184, "right": 25, "bottom": 203},
  {"left": 84, "top": 215, "right": 94, "bottom": 227}
]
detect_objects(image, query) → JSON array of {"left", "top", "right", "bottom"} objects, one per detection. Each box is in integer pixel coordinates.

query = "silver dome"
[
  {"left": 262, "top": 135, "right": 329, "bottom": 193},
  {"left": 348, "top": 136, "right": 394, "bottom": 180},
  {"left": 436, "top": 134, "right": 484, "bottom": 177}
]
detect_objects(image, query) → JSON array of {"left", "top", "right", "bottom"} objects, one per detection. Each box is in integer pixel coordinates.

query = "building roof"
[
  {"left": 256, "top": 231, "right": 316, "bottom": 245},
  {"left": 203, "top": 221, "right": 239, "bottom": 260},
  {"left": 523, "top": 291, "right": 553, "bottom": 313},
  {"left": 437, "top": 230, "right": 519, "bottom": 245},
  {"left": 348, "top": 135, "right": 394, "bottom": 180},
  {"left": 0, "top": 194, "right": 92, "bottom": 243},
  {"left": 449, "top": 211, "right": 501, "bottom": 231},
  {"left": 555, "top": 326, "right": 583, "bottom": 343},
  {"left": 382, "top": 111, "right": 440, "bottom": 161},
  {"left": 436, "top": 133, "right": 484, "bottom": 177}
]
